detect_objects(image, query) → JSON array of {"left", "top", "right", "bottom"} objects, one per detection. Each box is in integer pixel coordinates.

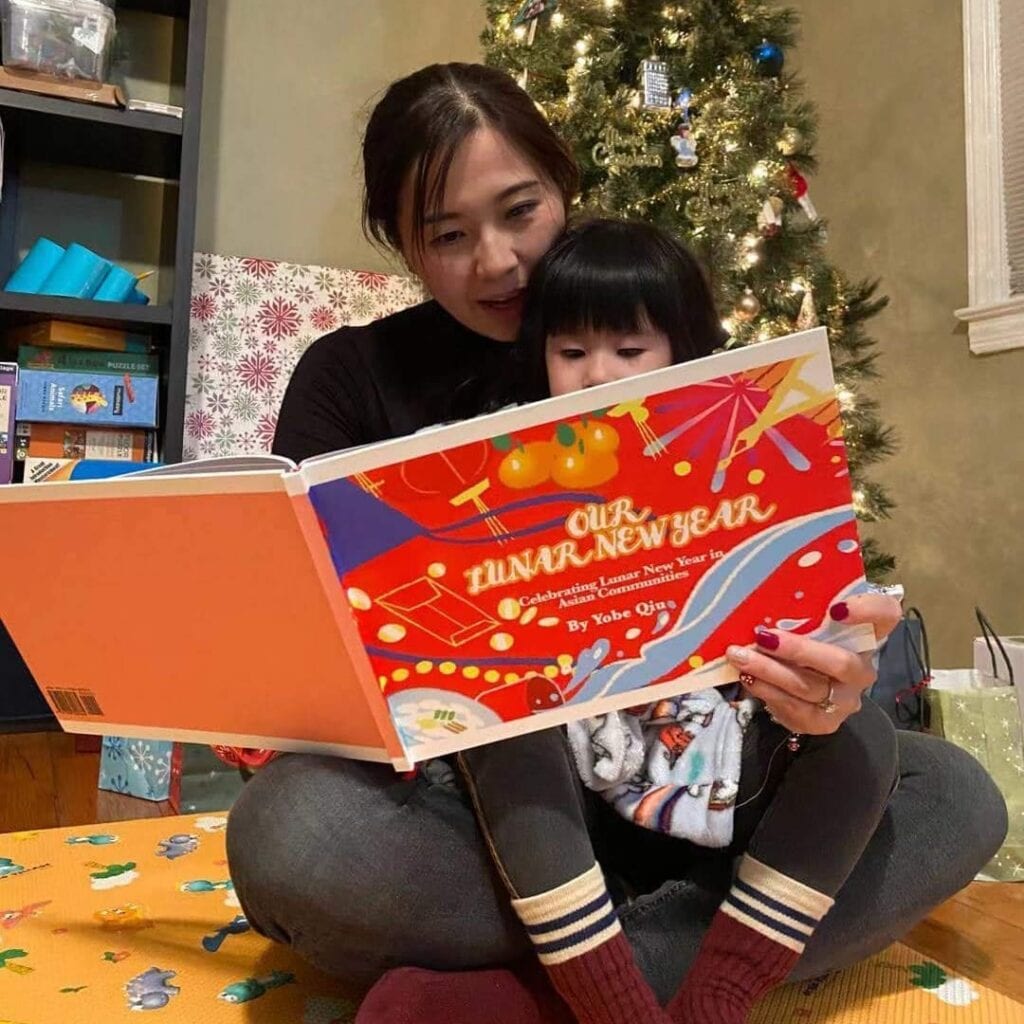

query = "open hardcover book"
[{"left": 0, "top": 328, "right": 874, "bottom": 770}]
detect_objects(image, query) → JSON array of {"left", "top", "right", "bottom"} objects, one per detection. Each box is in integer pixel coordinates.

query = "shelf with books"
[{"left": 0, "top": 0, "right": 206, "bottom": 465}]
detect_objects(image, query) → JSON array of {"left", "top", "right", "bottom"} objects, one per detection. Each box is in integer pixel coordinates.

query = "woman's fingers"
[
  {"left": 722, "top": 595, "right": 901, "bottom": 734},
  {"left": 747, "top": 677, "right": 863, "bottom": 735},
  {"left": 829, "top": 592, "right": 903, "bottom": 643},
  {"left": 730, "top": 627, "right": 876, "bottom": 693},
  {"left": 730, "top": 644, "right": 833, "bottom": 704}
]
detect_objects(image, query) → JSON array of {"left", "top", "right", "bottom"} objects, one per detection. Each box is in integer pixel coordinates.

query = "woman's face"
[{"left": 399, "top": 127, "right": 566, "bottom": 341}]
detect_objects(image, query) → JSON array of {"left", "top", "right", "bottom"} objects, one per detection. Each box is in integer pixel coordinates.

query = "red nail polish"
[
  {"left": 830, "top": 602, "right": 850, "bottom": 621},
  {"left": 754, "top": 628, "right": 780, "bottom": 650}
]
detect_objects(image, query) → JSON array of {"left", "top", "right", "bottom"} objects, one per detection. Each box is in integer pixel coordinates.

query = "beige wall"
[
  {"left": 195, "top": 0, "right": 486, "bottom": 271},
  {"left": 194, "top": 1, "right": 1024, "bottom": 663},
  {"left": 791, "top": 0, "right": 1024, "bottom": 664}
]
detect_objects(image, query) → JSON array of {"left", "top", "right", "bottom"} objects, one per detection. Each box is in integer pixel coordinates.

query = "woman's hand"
[{"left": 726, "top": 593, "right": 902, "bottom": 735}]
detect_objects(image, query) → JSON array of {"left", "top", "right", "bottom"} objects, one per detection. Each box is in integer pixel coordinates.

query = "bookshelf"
[
  {"left": 0, "top": 0, "right": 208, "bottom": 731},
  {"left": 0, "top": 0, "right": 207, "bottom": 464}
]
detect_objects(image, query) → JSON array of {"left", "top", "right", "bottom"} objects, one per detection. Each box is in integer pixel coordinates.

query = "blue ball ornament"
[{"left": 753, "top": 40, "right": 784, "bottom": 76}]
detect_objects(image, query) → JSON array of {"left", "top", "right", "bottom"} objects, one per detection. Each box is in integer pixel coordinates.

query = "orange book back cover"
[{"left": 0, "top": 472, "right": 402, "bottom": 764}]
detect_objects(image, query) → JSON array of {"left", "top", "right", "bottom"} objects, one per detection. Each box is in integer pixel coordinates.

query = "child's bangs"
[{"left": 538, "top": 244, "right": 676, "bottom": 339}]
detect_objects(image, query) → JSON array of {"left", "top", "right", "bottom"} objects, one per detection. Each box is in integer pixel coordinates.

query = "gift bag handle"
[
  {"left": 975, "top": 607, "right": 1015, "bottom": 685},
  {"left": 905, "top": 606, "right": 931, "bottom": 681},
  {"left": 894, "top": 606, "right": 931, "bottom": 728}
]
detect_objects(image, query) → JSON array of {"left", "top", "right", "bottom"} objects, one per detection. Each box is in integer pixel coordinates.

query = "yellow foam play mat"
[{"left": 1, "top": 814, "right": 1021, "bottom": 1023}]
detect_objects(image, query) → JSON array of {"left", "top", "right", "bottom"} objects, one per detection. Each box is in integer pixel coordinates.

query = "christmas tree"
[{"left": 483, "top": 0, "right": 895, "bottom": 577}]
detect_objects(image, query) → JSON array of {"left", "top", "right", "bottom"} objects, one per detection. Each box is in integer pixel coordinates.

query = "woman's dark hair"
[
  {"left": 362, "top": 63, "right": 579, "bottom": 254},
  {"left": 514, "top": 218, "right": 728, "bottom": 401}
]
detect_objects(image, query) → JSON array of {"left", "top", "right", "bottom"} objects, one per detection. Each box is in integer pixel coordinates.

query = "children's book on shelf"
[
  {"left": 0, "top": 361, "right": 16, "bottom": 484},
  {"left": 16, "top": 345, "right": 159, "bottom": 428},
  {"left": 22, "top": 457, "right": 163, "bottom": 484},
  {"left": 0, "top": 328, "right": 874, "bottom": 771},
  {"left": 15, "top": 422, "right": 158, "bottom": 463}
]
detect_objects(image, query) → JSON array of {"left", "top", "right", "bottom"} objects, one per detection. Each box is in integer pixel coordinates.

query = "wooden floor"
[{"left": 2, "top": 731, "right": 1022, "bottom": 1004}]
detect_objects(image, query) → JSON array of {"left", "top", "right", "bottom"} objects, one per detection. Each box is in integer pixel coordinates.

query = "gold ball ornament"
[
  {"left": 776, "top": 125, "right": 804, "bottom": 156},
  {"left": 734, "top": 290, "right": 762, "bottom": 322}
]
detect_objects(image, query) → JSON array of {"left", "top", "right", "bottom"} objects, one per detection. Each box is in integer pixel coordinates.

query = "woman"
[{"left": 227, "top": 63, "right": 1007, "bottom": 1020}]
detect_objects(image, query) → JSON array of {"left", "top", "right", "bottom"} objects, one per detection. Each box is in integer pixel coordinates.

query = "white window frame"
[{"left": 957, "top": 0, "right": 1024, "bottom": 354}]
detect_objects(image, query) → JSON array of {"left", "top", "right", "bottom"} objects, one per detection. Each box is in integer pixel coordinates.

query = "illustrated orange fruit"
[
  {"left": 498, "top": 441, "right": 554, "bottom": 489},
  {"left": 579, "top": 421, "right": 619, "bottom": 454},
  {"left": 585, "top": 452, "right": 619, "bottom": 485},
  {"left": 551, "top": 450, "right": 619, "bottom": 488}
]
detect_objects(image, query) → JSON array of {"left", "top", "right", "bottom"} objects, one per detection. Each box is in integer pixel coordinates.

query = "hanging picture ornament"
[
  {"left": 669, "top": 88, "right": 698, "bottom": 168},
  {"left": 512, "top": 0, "right": 557, "bottom": 26},
  {"left": 640, "top": 58, "right": 672, "bottom": 109},
  {"left": 776, "top": 125, "right": 804, "bottom": 156},
  {"left": 734, "top": 289, "right": 762, "bottom": 322},
  {"left": 752, "top": 40, "right": 785, "bottom": 76},
  {"left": 786, "top": 164, "right": 819, "bottom": 220},
  {"left": 757, "top": 195, "right": 785, "bottom": 237},
  {"left": 797, "top": 286, "right": 819, "bottom": 330}
]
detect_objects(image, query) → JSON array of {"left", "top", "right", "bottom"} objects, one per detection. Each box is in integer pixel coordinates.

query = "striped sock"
[
  {"left": 668, "top": 854, "right": 834, "bottom": 1024},
  {"left": 512, "top": 862, "right": 670, "bottom": 1024}
]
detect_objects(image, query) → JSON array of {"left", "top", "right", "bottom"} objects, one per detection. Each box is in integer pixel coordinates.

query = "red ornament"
[
  {"left": 785, "top": 164, "right": 818, "bottom": 221},
  {"left": 786, "top": 163, "right": 807, "bottom": 197}
]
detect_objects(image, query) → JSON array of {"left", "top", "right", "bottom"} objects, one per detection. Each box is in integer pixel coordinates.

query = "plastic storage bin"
[{"left": 1, "top": 0, "right": 116, "bottom": 82}]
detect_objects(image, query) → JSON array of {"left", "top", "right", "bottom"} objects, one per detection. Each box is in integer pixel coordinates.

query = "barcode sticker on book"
[{"left": 47, "top": 688, "right": 103, "bottom": 716}]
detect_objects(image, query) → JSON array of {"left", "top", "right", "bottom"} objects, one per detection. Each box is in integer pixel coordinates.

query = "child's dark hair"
[
  {"left": 515, "top": 218, "right": 727, "bottom": 401},
  {"left": 362, "top": 63, "right": 579, "bottom": 254}
]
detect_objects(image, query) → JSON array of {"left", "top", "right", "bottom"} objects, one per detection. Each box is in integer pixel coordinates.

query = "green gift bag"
[{"left": 925, "top": 610, "right": 1024, "bottom": 882}]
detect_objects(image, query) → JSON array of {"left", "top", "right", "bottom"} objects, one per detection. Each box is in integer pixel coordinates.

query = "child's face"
[{"left": 546, "top": 326, "right": 673, "bottom": 396}]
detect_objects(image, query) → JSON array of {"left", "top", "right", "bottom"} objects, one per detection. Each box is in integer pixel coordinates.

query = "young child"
[{"left": 455, "top": 219, "right": 900, "bottom": 1024}]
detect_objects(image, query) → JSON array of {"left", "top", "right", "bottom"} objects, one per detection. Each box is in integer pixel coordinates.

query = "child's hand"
[{"left": 725, "top": 593, "right": 901, "bottom": 735}]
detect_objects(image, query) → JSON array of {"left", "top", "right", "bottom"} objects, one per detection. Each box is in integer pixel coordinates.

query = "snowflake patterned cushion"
[{"left": 184, "top": 254, "right": 422, "bottom": 462}]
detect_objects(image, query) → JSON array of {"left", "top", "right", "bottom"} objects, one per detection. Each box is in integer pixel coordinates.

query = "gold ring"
[
  {"left": 817, "top": 679, "right": 838, "bottom": 714},
  {"left": 739, "top": 672, "right": 757, "bottom": 688}
]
